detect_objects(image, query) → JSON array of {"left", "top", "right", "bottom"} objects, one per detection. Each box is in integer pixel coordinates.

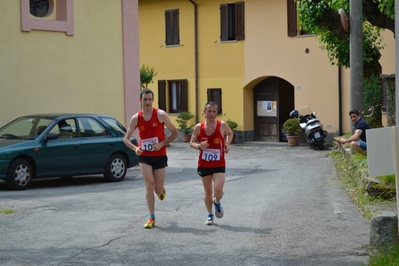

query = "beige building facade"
[{"left": 139, "top": 0, "right": 395, "bottom": 143}]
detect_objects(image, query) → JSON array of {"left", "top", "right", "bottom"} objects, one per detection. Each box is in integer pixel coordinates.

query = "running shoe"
[
  {"left": 158, "top": 188, "right": 166, "bottom": 201},
  {"left": 214, "top": 200, "right": 224, "bottom": 218},
  {"left": 144, "top": 218, "right": 155, "bottom": 229},
  {"left": 205, "top": 214, "right": 214, "bottom": 225}
]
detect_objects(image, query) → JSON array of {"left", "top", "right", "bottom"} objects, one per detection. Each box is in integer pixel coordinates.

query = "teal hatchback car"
[{"left": 0, "top": 114, "right": 139, "bottom": 190}]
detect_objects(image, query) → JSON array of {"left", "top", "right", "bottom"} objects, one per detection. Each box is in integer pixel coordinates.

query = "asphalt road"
[{"left": 0, "top": 141, "right": 369, "bottom": 266}]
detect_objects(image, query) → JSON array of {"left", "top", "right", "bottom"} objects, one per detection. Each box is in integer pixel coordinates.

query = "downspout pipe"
[
  {"left": 188, "top": 0, "right": 199, "bottom": 123},
  {"left": 338, "top": 65, "right": 342, "bottom": 136}
]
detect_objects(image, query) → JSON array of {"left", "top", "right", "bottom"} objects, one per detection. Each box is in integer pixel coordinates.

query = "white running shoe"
[
  {"left": 214, "top": 200, "right": 224, "bottom": 218},
  {"left": 205, "top": 214, "right": 214, "bottom": 225}
]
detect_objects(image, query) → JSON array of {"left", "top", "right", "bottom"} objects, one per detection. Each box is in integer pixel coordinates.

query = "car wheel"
[
  {"left": 6, "top": 159, "right": 33, "bottom": 190},
  {"left": 104, "top": 154, "right": 127, "bottom": 182}
]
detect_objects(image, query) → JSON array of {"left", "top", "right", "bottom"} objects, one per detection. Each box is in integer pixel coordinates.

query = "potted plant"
[
  {"left": 176, "top": 111, "right": 195, "bottom": 142},
  {"left": 226, "top": 119, "right": 238, "bottom": 143},
  {"left": 282, "top": 118, "right": 302, "bottom": 146}
]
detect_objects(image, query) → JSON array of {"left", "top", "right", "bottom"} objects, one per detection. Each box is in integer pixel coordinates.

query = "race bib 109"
[{"left": 201, "top": 148, "right": 221, "bottom": 161}]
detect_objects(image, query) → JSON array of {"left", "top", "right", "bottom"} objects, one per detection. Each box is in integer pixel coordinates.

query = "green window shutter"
[
  {"left": 172, "top": 9, "right": 180, "bottom": 45},
  {"left": 235, "top": 2, "right": 245, "bottom": 40},
  {"left": 287, "top": 0, "right": 297, "bottom": 37},
  {"left": 180, "top": 79, "right": 188, "bottom": 112},
  {"left": 158, "top": 80, "right": 166, "bottom": 111},
  {"left": 165, "top": 9, "right": 179, "bottom": 45},
  {"left": 165, "top": 10, "right": 172, "bottom": 45},
  {"left": 220, "top": 4, "right": 228, "bottom": 41}
]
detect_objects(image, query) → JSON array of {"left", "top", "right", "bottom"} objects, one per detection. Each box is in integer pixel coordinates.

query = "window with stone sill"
[
  {"left": 220, "top": 2, "right": 245, "bottom": 42},
  {"left": 21, "top": 0, "right": 74, "bottom": 35}
]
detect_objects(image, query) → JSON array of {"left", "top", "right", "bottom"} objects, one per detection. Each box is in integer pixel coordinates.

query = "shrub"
[
  {"left": 176, "top": 111, "right": 195, "bottom": 135},
  {"left": 282, "top": 118, "right": 302, "bottom": 135}
]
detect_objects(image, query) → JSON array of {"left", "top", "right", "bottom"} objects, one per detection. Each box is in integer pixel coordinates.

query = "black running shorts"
[
  {"left": 197, "top": 167, "right": 225, "bottom": 177},
  {"left": 139, "top": 155, "right": 168, "bottom": 170}
]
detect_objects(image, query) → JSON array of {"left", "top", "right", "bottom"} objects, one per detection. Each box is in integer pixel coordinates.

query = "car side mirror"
[{"left": 43, "top": 133, "right": 59, "bottom": 141}]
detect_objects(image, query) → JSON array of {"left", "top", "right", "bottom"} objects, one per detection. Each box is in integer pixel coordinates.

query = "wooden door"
[{"left": 254, "top": 77, "right": 294, "bottom": 141}]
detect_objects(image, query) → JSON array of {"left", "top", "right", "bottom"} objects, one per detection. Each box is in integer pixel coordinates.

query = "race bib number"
[
  {"left": 141, "top": 137, "right": 159, "bottom": 151},
  {"left": 201, "top": 148, "right": 221, "bottom": 161}
]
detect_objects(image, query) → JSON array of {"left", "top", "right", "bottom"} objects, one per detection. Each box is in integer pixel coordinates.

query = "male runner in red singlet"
[
  {"left": 124, "top": 88, "right": 178, "bottom": 228},
  {"left": 190, "top": 101, "right": 234, "bottom": 225}
]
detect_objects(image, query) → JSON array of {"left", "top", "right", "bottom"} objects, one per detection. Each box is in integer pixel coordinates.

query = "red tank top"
[
  {"left": 138, "top": 108, "right": 166, "bottom": 156},
  {"left": 198, "top": 120, "right": 225, "bottom": 168}
]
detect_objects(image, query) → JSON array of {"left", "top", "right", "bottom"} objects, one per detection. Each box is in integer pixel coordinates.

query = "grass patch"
[
  {"left": 330, "top": 148, "right": 396, "bottom": 209},
  {"left": 330, "top": 150, "right": 371, "bottom": 210},
  {"left": 0, "top": 208, "right": 17, "bottom": 214},
  {"left": 380, "top": 174, "right": 395, "bottom": 184},
  {"left": 367, "top": 245, "right": 399, "bottom": 266}
]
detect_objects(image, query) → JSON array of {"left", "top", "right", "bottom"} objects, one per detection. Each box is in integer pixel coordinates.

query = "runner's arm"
[
  {"left": 190, "top": 124, "right": 207, "bottom": 150},
  {"left": 123, "top": 114, "right": 140, "bottom": 153}
]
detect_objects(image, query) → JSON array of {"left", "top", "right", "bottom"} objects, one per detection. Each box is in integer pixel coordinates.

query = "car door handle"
[
  {"left": 109, "top": 143, "right": 115, "bottom": 146},
  {"left": 73, "top": 145, "right": 80, "bottom": 149}
]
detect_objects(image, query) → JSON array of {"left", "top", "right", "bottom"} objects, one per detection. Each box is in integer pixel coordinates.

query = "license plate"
[{"left": 314, "top": 131, "right": 321, "bottom": 138}]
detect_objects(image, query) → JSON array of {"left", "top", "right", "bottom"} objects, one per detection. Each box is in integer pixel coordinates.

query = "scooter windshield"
[{"left": 299, "top": 106, "right": 313, "bottom": 117}]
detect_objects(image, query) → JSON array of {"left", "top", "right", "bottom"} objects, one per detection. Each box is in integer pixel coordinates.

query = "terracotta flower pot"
[
  {"left": 286, "top": 135, "right": 300, "bottom": 146},
  {"left": 182, "top": 134, "right": 191, "bottom": 142}
]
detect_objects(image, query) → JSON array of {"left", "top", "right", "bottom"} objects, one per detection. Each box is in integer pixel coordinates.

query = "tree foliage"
[
  {"left": 296, "top": 0, "right": 394, "bottom": 78},
  {"left": 140, "top": 64, "right": 157, "bottom": 89},
  {"left": 296, "top": 0, "right": 395, "bottom": 127},
  {"left": 364, "top": 74, "right": 383, "bottom": 128}
]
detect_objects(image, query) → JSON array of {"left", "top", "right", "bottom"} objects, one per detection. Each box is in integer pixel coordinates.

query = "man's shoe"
[
  {"left": 214, "top": 200, "right": 224, "bottom": 218},
  {"left": 144, "top": 218, "right": 155, "bottom": 229},
  {"left": 205, "top": 214, "right": 214, "bottom": 225},
  {"left": 158, "top": 188, "right": 166, "bottom": 201}
]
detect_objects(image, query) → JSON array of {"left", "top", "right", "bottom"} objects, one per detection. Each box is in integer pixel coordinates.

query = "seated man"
[{"left": 339, "top": 109, "right": 371, "bottom": 155}]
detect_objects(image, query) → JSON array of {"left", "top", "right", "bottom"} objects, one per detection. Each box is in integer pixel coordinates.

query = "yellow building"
[
  {"left": 0, "top": 0, "right": 141, "bottom": 127},
  {"left": 138, "top": 0, "right": 395, "bottom": 143}
]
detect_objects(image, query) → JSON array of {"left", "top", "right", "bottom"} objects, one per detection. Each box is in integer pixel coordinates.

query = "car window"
[
  {"left": 49, "top": 119, "right": 78, "bottom": 139},
  {"left": 0, "top": 117, "right": 53, "bottom": 140},
  {"left": 77, "top": 117, "right": 108, "bottom": 137},
  {"left": 101, "top": 117, "right": 126, "bottom": 136}
]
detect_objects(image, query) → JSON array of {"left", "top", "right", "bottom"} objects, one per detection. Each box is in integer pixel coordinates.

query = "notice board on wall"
[{"left": 257, "top": 101, "right": 277, "bottom": 117}]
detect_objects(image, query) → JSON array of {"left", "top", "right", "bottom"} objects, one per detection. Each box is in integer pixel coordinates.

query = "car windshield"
[
  {"left": 101, "top": 117, "right": 127, "bottom": 136},
  {"left": 0, "top": 117, "right": 54, "bottom": 140}
]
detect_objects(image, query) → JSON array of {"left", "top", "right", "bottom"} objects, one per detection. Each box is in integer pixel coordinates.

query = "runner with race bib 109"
[{"left": 190, "top": 101, "right": 234, "bottom": 225}]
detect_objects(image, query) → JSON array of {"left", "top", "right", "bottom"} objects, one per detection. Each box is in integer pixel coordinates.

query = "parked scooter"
[{"left": 289, "top": 106, "right": 328, "bottom": 150}]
